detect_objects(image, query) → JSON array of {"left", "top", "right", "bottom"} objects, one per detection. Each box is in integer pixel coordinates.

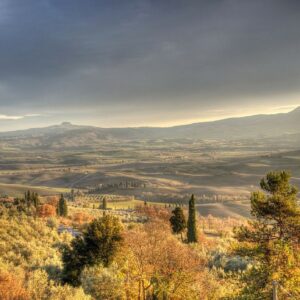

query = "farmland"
[{"left": 1, "top": 134, "right": 300, "bottom": 219}]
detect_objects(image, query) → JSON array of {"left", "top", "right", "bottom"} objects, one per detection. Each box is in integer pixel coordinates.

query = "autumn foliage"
[
  {"left": 46, "top": 195, "right": 59, "bottom": 207},
  {"left": 0, "top": 271, "right": 29, "bottom": 300},
  {"left": 37, "top": 203, "right": 57, "bottom": 218},
  {"left": 124, "top": 220, "right": 207, "bottom": 299},
  {"left": 72, "top": 212, "right": 93, "bottom": 224}
]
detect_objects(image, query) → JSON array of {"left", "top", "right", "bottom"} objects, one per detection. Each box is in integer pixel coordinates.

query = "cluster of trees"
[
  {"left": 61, "top": 213, "right": 219, "bottom": 299},
  {"left": 0, "top": 170, "right": 299, "bottom": 299},
  {"left": 88, "top": 180, "right": 146, "bottom": 194},
  {"left": 0, "top": 190, "right": 40, "bottom": 216},
  {"left": 0, "top": 192, "right": 68, "bottom": 219},
  {"left": 24, "top": 190, "right": 40, "bottom": 209},
  {"left": 0, "top": 216, "right": 90, "bottom": 300},
  {"left": 169, "top": 194, "right": 198, "bottom": 243},
  {"left": 168, "top": 171, "right": 300, "bottom": 298}
]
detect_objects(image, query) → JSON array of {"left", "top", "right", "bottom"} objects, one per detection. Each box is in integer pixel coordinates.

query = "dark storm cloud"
[{"left": 0, "top": 0, "right": 300, "bottom": 127}]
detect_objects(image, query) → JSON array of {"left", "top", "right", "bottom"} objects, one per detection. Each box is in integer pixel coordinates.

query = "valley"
[{"left": 1, "top": 122, "right": 300, "bottom": 219}]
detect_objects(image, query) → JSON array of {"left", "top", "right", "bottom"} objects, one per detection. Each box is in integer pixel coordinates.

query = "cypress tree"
[
  {"left": 70, "top": 189, "right": 75, "bottom": 201},
  {"left": 27, "top": 190, "right": 31, "bottom": 202},
  {"left": 63, "top": 196, "right": 68, "bottom": 217},
  {"left": 25, "top": 191, "right": 30, "bottom": 210},
  {"left": 58, "top": 194, "right": 68, "bottom": 217},
  {"left": 32, "top": 192, "right": 39, "bottom": 208},
  {"left": 102, "top": 197, "right": 107, "bottom": 210},
  {"left": 187, "top": 194, "right": 198, "bottom": 243}
]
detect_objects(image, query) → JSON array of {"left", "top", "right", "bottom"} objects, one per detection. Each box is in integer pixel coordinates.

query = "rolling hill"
[{"left": 0, "top": 107, "right": 300, "bottom": 148}]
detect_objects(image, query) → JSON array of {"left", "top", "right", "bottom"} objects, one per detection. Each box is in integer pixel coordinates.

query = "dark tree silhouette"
[
  {"left": 170, "top": 206, "right": 186, "bottom": 241},
  {"left": 187, "top": 194, "right": 198, "bottom": 243}
]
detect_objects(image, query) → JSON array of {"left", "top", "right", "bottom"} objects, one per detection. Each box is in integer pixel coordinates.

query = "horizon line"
[{"left": 0, "top": 105, "right": 299, "bottom": 133}]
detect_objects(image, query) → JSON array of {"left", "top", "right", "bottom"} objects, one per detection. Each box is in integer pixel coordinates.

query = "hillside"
[{"left": 0, "top": 108, "right": 300, "bottom": 147}]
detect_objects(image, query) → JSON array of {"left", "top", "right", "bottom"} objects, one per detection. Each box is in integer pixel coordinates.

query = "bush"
[
  {"left": 47, "top": 217, "right": 58, "bottom": 229},
  {"left": 0, "top": 270, "right": 29, "bottom": 300},
  {"left": 37, "top": 204, "right": 56, "bottom": 218},
  {"left": 81, "top": 264, "right": 125, "bottom": 300}
]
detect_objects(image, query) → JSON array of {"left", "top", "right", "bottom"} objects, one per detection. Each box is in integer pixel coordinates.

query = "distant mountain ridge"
[{"left": 1, "top": 107, "right": 300, "bottom": 142}]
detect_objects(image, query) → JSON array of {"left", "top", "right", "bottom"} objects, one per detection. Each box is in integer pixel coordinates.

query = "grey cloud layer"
[{"left": 0, "top": 0, "right": 300, "bottom": 123}]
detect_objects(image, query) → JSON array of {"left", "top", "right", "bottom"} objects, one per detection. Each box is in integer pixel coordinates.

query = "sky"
[{"left": 0, "top": 0, "right": 300, "bottom": 131}]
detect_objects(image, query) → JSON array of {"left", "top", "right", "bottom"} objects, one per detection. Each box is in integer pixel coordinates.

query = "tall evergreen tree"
[
  {"left": 63, "top": 196, "right": 68, "bottom": 216},
  {"left": 70, "top": 189, "right": 75, "bottom": 201},
  {"left": 58, "top": 194, "right": 68, "bottom": 217},
  {"left": 26, "top": 190, "right": 31, "bottom": 202},
  {"left": 25, "top": 190, "right": 30, "bottom": 210},
  {"left": 234, "top": 171, "right": 300, "bottom": 298},
  {"left": 169, "top": 206, "right": 186, "bottom": 241},
  {"left": 32, "top": 192, "right": 39, "bottom": 208},
  {"left": 187, "top": 194, "right": 198, "bottom": 243},
  {"left": 102, "top": 197, "right": 107, "bottom": 210}
]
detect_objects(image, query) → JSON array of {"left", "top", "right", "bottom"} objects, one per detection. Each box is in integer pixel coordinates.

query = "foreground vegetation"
[{"left": 0, "top": 171, "right": 299, "bottom": 299}]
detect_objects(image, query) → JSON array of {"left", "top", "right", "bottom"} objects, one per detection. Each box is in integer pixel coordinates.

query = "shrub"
[
  {"left": 37, "top": 204, "right": 57, "bottom": 218},
  {"left": 0, "top": 270, "right": 29, "bottom": 300}
]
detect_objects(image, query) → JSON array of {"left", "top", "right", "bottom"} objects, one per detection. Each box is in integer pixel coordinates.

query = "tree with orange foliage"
[
  {"left": 0, "top": 271, "right": 29, "bottom": 300},
  {"left": 136, "top": 204, "right": 171, "bottom": 222},
  {"left": 37, "top": 204, "right": 56, "bottom": 218},
  {"left": 72, "top": 212, "right": 93, "bottom": 225},
  {"left": 46, "top": 195, "right": 59, "bottom": 207},
  {"left": 125, "top": 219, "right": 206, "bottom": 299}
]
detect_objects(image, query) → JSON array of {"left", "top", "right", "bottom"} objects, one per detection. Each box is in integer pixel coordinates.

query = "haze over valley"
[{"left": 1, "top": 107, "right": 300, "bottom": 219}]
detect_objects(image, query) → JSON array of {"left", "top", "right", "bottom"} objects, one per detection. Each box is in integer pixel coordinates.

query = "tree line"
[{"left": 0, "top": 191, "right": 68, "bottom": 218}]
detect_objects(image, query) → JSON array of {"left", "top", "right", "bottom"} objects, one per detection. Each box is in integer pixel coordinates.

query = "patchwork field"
[{"left": 0, "top": 136, "right": 300, "bottom": 219}]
